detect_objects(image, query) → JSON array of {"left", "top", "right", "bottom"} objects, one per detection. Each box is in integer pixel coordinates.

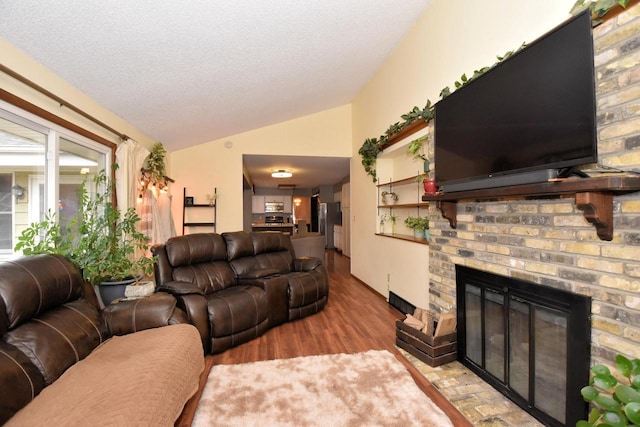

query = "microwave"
[{"left": 265, "top": 201, "right": 284, "bottom": 212}]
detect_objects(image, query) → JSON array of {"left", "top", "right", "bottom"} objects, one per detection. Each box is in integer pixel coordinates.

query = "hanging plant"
[
  {"left": 146, "top": 142, "right": 167, "bottom": 183},
  {"left": 358, "top": 137, "right": 384, "bottom": 182}
]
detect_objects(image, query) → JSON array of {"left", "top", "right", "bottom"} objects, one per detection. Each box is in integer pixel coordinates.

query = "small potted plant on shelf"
[
  {"left": 404, "top": 216, "right": 430, "bottom": 240},
  {"left": 389, "top": 214, "right": 398, "bottom": 234},
  {"left": 379, "top": 214, "right": 389, "bottom": 234},
  {"left": 407, "top": 135, "right": 430, "bottom": 172},
  {"left": 14, "top": 165, "right": 155, "bottom": 305},
  {"left": 381, "top": 190, "right": 398, "bottom": 205}
]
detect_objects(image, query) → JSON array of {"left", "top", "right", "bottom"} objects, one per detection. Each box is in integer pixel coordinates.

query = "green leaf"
[
  {"left": 582, "top": 385, "right": 600, "bottom": 401},
  {"left": 594, "top": 395, "right": 622, "bottom": 411},
  {"left": 625, "top": 401, "right": 640, "bottom": 424},
  {"left": 614, "top": 384, "right": 640, "bottom": 404},
  {"left": 616, "top": 354, "right": 633, "bottom": 377},
  {"left": 593, "top": 373, "right": 618, "bottom": 390},
  {"left": 575, "top": 420, "right": 592, "bottom": 427},
  {"left": 592, "top": 364, "right": 612, "bottom": 377},
  {"left": 588, "top": 407, "right": 602, "bottom": 424},
  {"left": 631, "top": 375, "right": 640, "bottom": 389},
  {"left": 601, "top": 410, "right": 627, "bottom": 427}
]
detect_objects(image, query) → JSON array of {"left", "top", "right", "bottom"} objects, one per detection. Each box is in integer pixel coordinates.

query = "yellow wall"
[
  {"left": 350, "top": 0, "right": 577, "bottom": 305},
  {"left": 0, "top": 37, "right": 156, "bottom": 149},
  {"left": 169, "top": 105, "right": 352, "bottom": 233}
]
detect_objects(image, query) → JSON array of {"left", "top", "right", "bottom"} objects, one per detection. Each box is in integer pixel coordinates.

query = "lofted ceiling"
[{"left": 0, "top": 1, "right": 431, "bottom": 188}]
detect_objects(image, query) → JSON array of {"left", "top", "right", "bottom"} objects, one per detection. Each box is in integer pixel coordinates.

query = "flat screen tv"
[{"left": 434, "top": 9, "right": 596, "bottom": 193}]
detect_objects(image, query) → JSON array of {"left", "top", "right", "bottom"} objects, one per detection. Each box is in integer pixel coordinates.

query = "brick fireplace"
[{"left": 424, "top": 2, "right": 640, "bottom": 424}]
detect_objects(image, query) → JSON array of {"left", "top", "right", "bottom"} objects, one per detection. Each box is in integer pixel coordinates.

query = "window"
[{"left": 0, "top": 101, "right": 111, "bottom": 260}]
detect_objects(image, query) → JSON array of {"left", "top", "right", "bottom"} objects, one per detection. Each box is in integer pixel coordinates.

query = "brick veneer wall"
[{"left": 426, "top": 4, "right": 640, "bottom": 366}]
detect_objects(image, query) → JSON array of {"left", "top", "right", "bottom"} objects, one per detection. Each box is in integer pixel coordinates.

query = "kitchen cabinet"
[
  {"left": 334, "top": 225, "right": 343, "bottom": 252},
  {"left": 251, "top": 196, "right": 265, "bottom": 213},
  {"left": 252, "top": 195, "right": 292, "bottom": 213}
]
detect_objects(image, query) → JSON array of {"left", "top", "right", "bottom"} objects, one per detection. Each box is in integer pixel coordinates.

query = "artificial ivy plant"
[{"left": 357, "top": 1, "right": 629, "bottom": 182}]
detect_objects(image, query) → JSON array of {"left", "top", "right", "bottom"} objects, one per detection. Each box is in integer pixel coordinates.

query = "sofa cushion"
[
  {"left": 172, "top": 261, "right": 237, "bottom": 293},
  {"left": 0, "top": 254, "right": 85, "bottom": 330},
  {"left": 3, "top": 298, "right": 106, "bottom": 385},
  {"left": 5, "top": 324, "right": 203, "bottom": 427},
  {"left": 206, "top": 285, "right": 269, "bottom": 337},
  {"left": 165, "top": 233, "right": 227, "bottom": 267},
  {"left": 223, "top": 231, "right": 255, "bottom": 261}
]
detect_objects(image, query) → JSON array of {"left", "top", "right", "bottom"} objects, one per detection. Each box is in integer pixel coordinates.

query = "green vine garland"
[{"left": 358, "top": 1, "right": 630, "bottom": 182}]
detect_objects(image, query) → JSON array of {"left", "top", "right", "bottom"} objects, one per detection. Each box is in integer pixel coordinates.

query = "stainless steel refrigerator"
[{"left": 317, "top": 202, "right": 341, "bottom": 249}]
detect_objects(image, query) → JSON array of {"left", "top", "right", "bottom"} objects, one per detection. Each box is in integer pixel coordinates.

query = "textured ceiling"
[{"left": 0, "top": 1, "right": 431, "bottom": 152}]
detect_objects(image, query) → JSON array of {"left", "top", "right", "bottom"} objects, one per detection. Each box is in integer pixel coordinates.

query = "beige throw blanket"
[{"left": 6, "top": 324, "right": 203, "bottom": 427}]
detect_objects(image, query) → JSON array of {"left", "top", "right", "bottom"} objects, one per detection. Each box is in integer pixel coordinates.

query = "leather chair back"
[
  {"left": 223, "top": 231, "right": 294, "bottom": 278},
  {"left": 0, "top": 254, "right": 107, "bottom": 424},
  {"left": 160, "top": 233, "right": 236, "bottom": 294}
]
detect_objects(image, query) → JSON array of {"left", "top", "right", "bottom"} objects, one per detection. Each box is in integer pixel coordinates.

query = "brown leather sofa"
[
  {"left": 152, "top": 231, "right": 329, "bottom": 354},
  {"left": 0, "top": 254, "right": 204, "bottom": 426}
]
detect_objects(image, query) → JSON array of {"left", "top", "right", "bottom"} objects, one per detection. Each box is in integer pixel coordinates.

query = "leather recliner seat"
[{"left": 153, "top": 231, "right": 329, "bottom": 354}]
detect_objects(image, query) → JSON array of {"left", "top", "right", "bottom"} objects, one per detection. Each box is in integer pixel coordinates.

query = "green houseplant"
[
  {"left": 578, "top": 353, "right": 640, "bottom": 426},
  {"left": 381, "top": 190, "right": 398, "bottom": 205},
  {"left": 404, "top": 216, "right": 430, "bottom": 239},
  {"left": 15, "top": 166, "right": 154, "bottom": 304}
]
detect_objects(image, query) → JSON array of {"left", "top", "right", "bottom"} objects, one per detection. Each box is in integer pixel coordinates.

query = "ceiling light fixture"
[{"left": 271, "top": 169, "right": 292, "bottom": 178}]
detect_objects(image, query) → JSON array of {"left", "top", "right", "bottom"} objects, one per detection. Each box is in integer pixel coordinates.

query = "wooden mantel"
[{"left": 421, "top": 175, "right": 640, "bottom": 241}]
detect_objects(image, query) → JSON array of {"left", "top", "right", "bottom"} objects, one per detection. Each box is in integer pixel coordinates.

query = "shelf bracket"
[
  {"left": 575, "top": 192, "right": 613, "bottom": 241},
  {"left": 437, "top": 201, "right": 458, "bottom": 229}
]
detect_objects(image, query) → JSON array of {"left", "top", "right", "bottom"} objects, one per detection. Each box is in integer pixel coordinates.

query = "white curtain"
[{"left": 115, "top": 139, "right": 149, "bottom": 213}]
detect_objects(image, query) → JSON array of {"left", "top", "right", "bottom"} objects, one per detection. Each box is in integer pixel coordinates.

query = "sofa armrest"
[
  {"left": 102, "top": 292, "right": 186, "bottom": 336},
  {"left": 293, "top": 257, "right": 322, "bottom": 272},
  {"left": 175, "top": 293, "right": 210, "bottom": 353},
  {"left": 157, "top": 280, "right": 204, "bottom": 296},
  {"left": 238, "top": 268, "right": 280, "bottom": 280}
]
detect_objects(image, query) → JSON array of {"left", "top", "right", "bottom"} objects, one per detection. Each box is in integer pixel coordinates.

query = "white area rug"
[{"left": 192, "top": 349, "right": 453, "bottom": 427}]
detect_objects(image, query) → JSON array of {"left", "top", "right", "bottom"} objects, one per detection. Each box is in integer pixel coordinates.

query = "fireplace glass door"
[{"left": 457, "top": 265, "right": 590, "bottom": 427}]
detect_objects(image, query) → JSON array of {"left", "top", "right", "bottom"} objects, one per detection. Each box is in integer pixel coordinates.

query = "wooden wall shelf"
[
  {"left": 421, "top": 176, "right": 640, "bottom": 241},
  {"left": 375, "top": 233, "right": 429, "bottom": 245},
  {"left": 380, "top": 120, "right": 427, "bottom": 150}
]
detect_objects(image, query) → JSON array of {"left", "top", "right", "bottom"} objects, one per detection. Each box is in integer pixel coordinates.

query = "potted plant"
[
  {"left": 14, "top": 165, "right": 155, "bottom": 305},
  {"left": 578, "top": 353, "right": 640, "bottom": 426},
  {"left": 407, "top": 135, "right": 430, "bottom": 172},
  {"left": 381, "top": 190, "right": 398, "bottom": 205},
  {"left": 404, "top": 216, "right": 430, "bottom": 240},
  {"left": 389, "top": 214, "right": 398, "bottom": 234},
  {"left": 379, "top": 214, "right": 389, "bottom": 234}
]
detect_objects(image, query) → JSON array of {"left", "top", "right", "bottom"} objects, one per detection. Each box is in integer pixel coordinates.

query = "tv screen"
[{"left": 434, "top": 9, "right": 596, "bottom": 193}]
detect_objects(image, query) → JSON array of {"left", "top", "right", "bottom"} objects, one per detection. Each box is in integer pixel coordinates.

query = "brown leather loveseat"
[
  {"left": 152, "top": 231, "right": 329, "bottom": 354},
  {"left": 0, "top": 254, "right": 204, "bottom": 426}
]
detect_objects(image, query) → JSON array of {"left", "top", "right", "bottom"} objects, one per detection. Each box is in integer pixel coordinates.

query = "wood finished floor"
[{"left": 176, "top": 250, "right": 471, "bottom": 426}]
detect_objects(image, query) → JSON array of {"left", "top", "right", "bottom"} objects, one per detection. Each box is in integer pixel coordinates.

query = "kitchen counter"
[{"left": 251, "top": 223, "right": 294, "bottom": 234}]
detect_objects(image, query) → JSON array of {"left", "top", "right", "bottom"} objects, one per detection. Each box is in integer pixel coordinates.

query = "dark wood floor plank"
[{"left": 176, "top": 251, "right": 471, "bottom": 427}]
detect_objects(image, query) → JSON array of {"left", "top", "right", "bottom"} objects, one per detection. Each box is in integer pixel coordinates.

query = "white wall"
[{"left": 350, "top": 0, "right": 577, "bottom": 307}]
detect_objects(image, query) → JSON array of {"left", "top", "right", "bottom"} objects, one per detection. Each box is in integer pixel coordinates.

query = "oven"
[{"left": 265, "top": 215, "right": 284, "bottom": 225}]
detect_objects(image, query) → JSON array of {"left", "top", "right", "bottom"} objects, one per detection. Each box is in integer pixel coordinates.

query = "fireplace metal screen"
[{"left": 456, "top": 265, "right": 591, "bottom": 426}]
